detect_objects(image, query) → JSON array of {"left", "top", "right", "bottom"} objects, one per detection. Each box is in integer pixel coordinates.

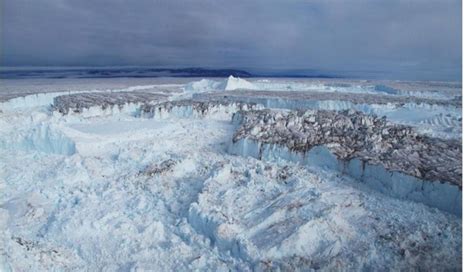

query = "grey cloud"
[{"left": 1, "top": 0, "right": 461, "bottom": 80}]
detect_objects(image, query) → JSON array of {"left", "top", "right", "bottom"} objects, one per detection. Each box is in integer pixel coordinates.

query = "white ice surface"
[{"left": 184, "top": 79, "right": 224, "bottom": 92}]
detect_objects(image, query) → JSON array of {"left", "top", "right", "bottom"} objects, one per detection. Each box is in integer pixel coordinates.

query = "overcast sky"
[{"left": 1, "top": 0, "right": 461, "bottom": 80}]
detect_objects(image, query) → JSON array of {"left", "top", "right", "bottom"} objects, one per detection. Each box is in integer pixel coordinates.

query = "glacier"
[{"left": 0, "top": 77, "right": 462, "bottom": 271}]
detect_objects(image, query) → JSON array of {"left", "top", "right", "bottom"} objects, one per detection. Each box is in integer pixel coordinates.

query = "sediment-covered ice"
[
  {"left": 231, "top": 109, "right": 461, "bottom": 187},
  {"left": 0, "top": 84, "right": 174, "bottom": 111},
  {"left": 53, "top": 91, "right": 168, "bottom": 115},
  {"left": 138, "top": 100, "right": 264, "bottom": 121}
]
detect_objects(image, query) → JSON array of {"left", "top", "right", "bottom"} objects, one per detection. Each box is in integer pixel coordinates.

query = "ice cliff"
[{"left": 229, "top": 109, "right": 462, "bottom": 215}]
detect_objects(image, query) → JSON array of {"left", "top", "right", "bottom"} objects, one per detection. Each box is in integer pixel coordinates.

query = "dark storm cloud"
[{"left": 1, "top": 0, "right": 461, "bottom": 80}]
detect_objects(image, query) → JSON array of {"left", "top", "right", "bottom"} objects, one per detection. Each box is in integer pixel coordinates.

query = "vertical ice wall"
[
  {"left": 0, "top": 124, "right": 76, "bottom": 155},
  {"left": 228, "top": 138, "right": 461, "bottom": 216}
]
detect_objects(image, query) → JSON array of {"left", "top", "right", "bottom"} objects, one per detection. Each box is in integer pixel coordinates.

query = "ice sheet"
[{"left": 0, "top": 78, "right": 462, "bottom": 270}]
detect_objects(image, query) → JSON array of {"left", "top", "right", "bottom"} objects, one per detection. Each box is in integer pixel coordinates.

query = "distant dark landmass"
[
  {"left": 0, "top": 67, "right": 252, "bottom": 79},
  {"left": 0, "top": 67, "right": 338, "bottom": 79}
]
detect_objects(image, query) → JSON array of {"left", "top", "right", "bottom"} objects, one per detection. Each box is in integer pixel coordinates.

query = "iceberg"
[
  {"left": 184, "top": 76, "right": 257, "bottom": 92},
  {"left": 224, "top": 75, "right": 257, "bottom": 91}
]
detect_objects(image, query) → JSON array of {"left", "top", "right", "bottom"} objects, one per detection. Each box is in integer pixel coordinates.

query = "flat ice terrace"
[{"left": 0, "top": 77, "right": 462, "bottom": 271}]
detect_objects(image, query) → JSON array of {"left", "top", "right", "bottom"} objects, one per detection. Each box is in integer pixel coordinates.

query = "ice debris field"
[{"left": 0, "top": 76, "right": 462, "bottom": 270}]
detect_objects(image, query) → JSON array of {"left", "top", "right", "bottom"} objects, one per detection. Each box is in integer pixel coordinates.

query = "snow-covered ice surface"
[{"left": 0, "top": 77, "right": 461, "bottom": 270}]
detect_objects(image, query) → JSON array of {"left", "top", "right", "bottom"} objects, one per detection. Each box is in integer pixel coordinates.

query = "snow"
[{"left": 0, "top": 78, "right": 462, "bottom": 270}]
